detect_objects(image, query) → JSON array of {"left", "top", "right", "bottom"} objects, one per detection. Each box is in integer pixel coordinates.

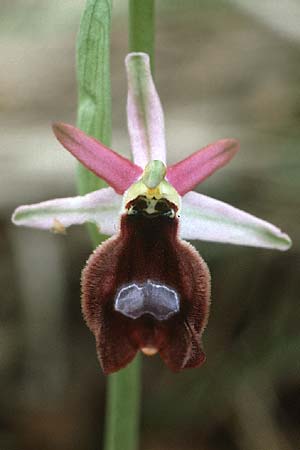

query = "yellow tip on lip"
[{"left": 141, "top": 347, "right": 158, "bottom": 356}]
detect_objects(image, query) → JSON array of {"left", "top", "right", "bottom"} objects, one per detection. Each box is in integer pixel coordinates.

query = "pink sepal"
[
  {"left": 52, "top": 122, "right": 143, "bottom": 194},
  {"left": 166, "top": 139, "right": 239, "bottom": 195}
]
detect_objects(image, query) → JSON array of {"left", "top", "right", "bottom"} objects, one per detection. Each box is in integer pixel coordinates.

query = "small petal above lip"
[
  {"left": 52, "top": 122, "right": 143, "bottom": 194},
  {"left": 166, "top": 138, "right": 240, "bottom": 195},
  {"left": 126, "top": 52, "right": 166, "bottom": 167},
  {"left": 180, "top": 191, "right": 292, "bottom": 251}
]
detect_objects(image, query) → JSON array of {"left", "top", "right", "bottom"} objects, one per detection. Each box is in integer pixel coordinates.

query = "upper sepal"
[{"left": 126, "top": 53, "right": 166, "bottom": 168}]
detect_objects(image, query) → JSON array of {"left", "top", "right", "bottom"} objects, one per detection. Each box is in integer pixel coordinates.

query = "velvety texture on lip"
[{"left": 82, "top": 213, "right": 211, "bottom": 374}]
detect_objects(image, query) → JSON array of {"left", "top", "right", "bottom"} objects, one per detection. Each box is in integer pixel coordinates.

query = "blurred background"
[{"left": 1, "top": 1, "right": 300, "bottom": 449}]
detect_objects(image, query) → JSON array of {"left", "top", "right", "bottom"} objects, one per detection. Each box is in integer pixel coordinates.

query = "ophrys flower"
[{"left": 12, "top": 53, "right": 291, "bottom": 374}]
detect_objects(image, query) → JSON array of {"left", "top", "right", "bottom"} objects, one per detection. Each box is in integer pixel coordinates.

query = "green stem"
[
  {"left": 104, "top": 3, "right": 155, "bottom": 450},
  {"left": 104, "top": 356, "right": 141, "bottom": 450},
  {"left": 129, "top": 0, "right": 155, "bottom": 71}
]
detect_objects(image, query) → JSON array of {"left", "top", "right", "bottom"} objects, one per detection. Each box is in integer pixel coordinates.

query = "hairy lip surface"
[{"left": 81, "top": 213, "right": 210, "bottom": 374}]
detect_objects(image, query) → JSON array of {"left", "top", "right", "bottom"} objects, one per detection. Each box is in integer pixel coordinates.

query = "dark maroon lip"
[{"left": 81, "top": 213, "right": 211, "bottom": 374}]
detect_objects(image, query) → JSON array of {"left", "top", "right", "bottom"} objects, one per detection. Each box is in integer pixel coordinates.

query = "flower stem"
[
  {"left": 104, "top": 3, "right": 155, "bottom": 450},
  {"left": 129, "top": 0, "right": 155, "bottom": 71},
  {"left": 104, "top": 355, "right": 141, "bottom": 450}
]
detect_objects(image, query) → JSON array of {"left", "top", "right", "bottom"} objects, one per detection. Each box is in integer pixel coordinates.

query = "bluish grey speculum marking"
[{"left": 115, "top": 280, "right": 180, "bottom": 320}]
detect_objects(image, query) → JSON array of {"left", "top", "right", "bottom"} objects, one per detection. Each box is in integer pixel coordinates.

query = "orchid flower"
[{"left": 12, "top": 53, "right": 291, "bottom": 374}]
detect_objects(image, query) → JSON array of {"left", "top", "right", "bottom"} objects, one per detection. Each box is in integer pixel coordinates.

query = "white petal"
[
  {"left": 180, "top": 191, "right": 291, "bottom": 251},
  {"left": 126, "top": 52, "right": 166, "bottom": 167},
  {"left": 12, "top": 187, "right": 121, "bottom": 236}
]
